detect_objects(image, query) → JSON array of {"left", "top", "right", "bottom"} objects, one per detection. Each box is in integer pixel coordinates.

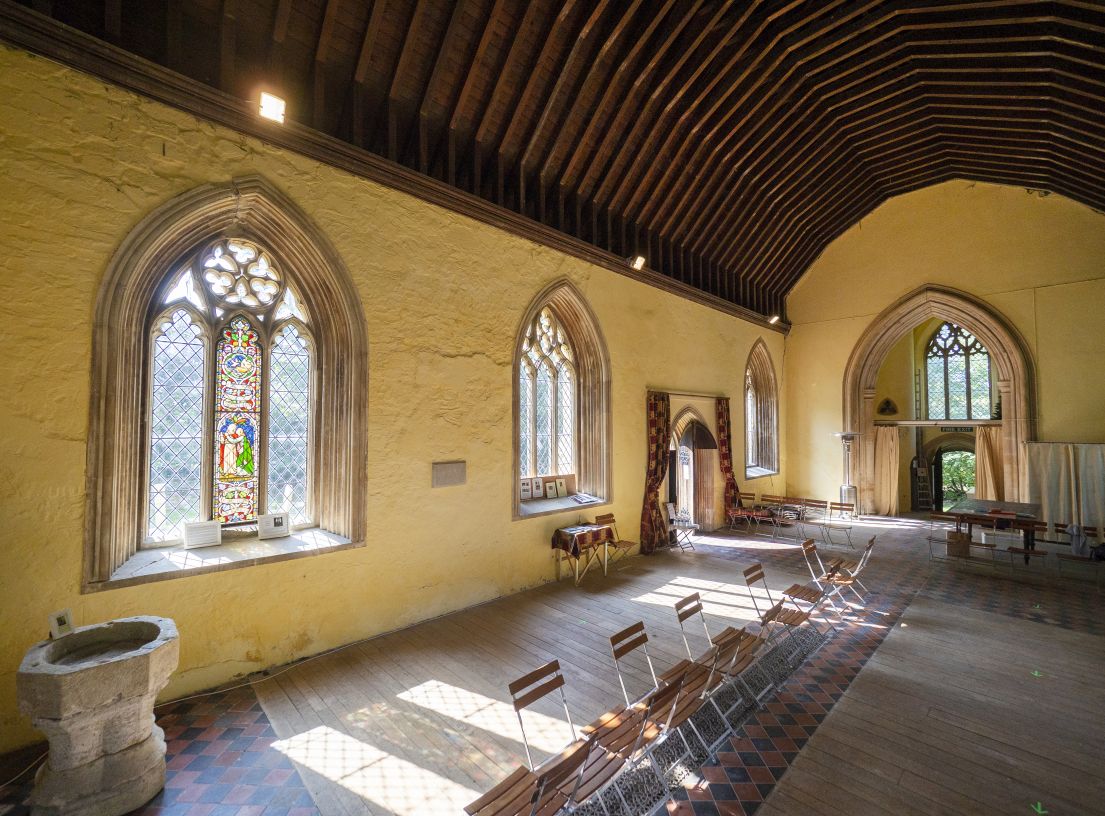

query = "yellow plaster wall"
[
  {"left": 785, "top": 180, "right": 1105, "bottom": 501},
  {"left": 0, "top": 45, "right": 784, "bottom": 752}
]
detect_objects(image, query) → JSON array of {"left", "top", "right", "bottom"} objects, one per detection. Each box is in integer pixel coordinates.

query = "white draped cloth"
[
  {"left": 974, "top": 425, "right": 1004, "bottom": 501},
  {"left": 1026, "top": 442, "right": 1105, "bottom": 530},
  {"left": 872, "top": 426, "right": 900, "bottom": 516}
]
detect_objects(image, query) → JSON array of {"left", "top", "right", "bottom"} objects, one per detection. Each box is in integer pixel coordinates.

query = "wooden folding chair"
[
  {"left": 507, "top": 660, "right": 576, "bottom": 770},
  {"left": 817, "top": 537, "right": 876, "bottom": 604},
  {"left": 593, "top": 512, "right": 635, "bottom": 568},
  {"left": 727, "top": 491, "right": 772, "bottom": 533},
  {"left": 798, "top": 499, "right": 828, "bottom": 543},
  {"left": 463, "top": 738, "right": 592, "bottom": 816},
  {"left": 758, "top": 494, "right": 786, "bottom": 537},
  {"left": 665, "top": 502, "right": 698, "bottom": 551},
  {"left": 824, "top": 502, "right": 856, "bottom": 548},
  {"left": 926, "top": 511, "right": 958, "bottom": 561},
  {"left": 743, "top": 562, "right": 831, "bottom": 650}
]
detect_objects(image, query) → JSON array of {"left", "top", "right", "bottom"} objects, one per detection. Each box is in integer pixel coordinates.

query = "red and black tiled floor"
[{"left": 0, "top": 687, "right": 318, "bottom": 816}]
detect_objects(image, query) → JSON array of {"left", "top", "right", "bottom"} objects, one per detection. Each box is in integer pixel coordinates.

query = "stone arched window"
[
  {"left": 513, "top": 281, "right": 611, "bottom": 518},
  {"left": 925, "top": 321, "right": 992, "bottom": 420},
  {"left": 744, "top": 340, "right": 779, "bottom": 477},
  {"left": 85, "top": 177, "right": 367, "bottom": 587},
  {"left": 147, "top": 240, "right": 314, "bottom": 542}
]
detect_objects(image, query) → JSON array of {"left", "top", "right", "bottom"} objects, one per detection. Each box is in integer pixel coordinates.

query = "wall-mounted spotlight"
[
  {"left": 768, "top": 315, "right": 780, "bottom": 325},
  {"left": 628, "top": 255, "right": 646, "bottom": 271},
  {"left": 259, "top": 92, "right": 286, "bottom": 123}
]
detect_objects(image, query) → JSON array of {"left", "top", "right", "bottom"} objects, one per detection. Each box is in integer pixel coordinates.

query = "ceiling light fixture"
[
  {"left": 768, "top": 315, "right": 780, "bottom": 324},
  {"left": 259, "top": 92, "right": 286, "bottom": 123},
  {"left": 629, "top": 255, "right": 646, "bottom": 271}
]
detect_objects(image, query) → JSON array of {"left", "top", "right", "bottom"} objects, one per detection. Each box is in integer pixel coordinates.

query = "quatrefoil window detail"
[{"left": 203, "top": 239, "right": 283, "bottom": 308}]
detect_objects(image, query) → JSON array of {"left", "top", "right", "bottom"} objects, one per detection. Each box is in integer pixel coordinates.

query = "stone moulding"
[
  {"left": 84, "top": 175, "right": 369, "bottom": 587},
  {"left": 841, "top": 285, "right": 1036, "bottom": 513}
]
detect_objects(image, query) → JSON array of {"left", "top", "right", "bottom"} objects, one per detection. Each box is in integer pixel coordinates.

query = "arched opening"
[
  {"left": 666, "top": 408, "right": 719, "bottom": 529},
  {"left": 843, "top": 286, "right": 1035, "bottom": 515}
]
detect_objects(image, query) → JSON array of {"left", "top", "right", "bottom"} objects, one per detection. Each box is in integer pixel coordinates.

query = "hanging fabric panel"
[
  {"left": 640, "top": 391, "right": 671, "bottom": 554},
  {"left": 872, "top": 425, "right": 900, "bottom": 516},
  {"left": 1026, "top": 442, "right": 1077, "bottom": 527},
  {"left": 974, "top": 425, "right": 1004, "bottom": 501},
  {"left": 715, "top": 397, "right": 741, "bottom": 509},
  {"left": 1074, "top": 444, "right": 1105, "bottom": 529}
]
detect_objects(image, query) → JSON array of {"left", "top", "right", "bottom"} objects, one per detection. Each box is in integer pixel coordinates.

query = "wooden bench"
[{"left": 1056, "top": 552, "right": 1103, "bottom": 590}]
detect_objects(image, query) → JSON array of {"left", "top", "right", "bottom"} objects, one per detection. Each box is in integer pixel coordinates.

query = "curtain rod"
[{"left": 648, "top": 388, "right": 728, "bottom": 400}]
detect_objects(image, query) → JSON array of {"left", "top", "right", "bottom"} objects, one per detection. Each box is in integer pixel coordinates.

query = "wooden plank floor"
[
  {"left": 254, "top": 535, "right": 809, "bottom": 815},
  {"left": 252, "top": 524, "right": 1105, "bottom": 815},
  {"left": 759, "top": 593, "right": 1105, "bottom": 816}
]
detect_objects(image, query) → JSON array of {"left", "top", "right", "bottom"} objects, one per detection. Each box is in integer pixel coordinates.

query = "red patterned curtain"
[
  {"left": 716, "top": 397, "right": 742, "bottom": 510},
  {"left": 640, "top": 391, "right": 671, "bottom": 554}
]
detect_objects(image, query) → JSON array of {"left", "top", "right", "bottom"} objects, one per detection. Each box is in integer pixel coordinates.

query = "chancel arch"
[
  {"left": 85, "top": 176, "right": 368, "bottom": 587},
  {"left": 843, "top": 286, "right": 1035, "bottom": 514}
]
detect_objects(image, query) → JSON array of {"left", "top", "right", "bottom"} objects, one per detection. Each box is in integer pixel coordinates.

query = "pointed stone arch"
[
  {"left": 512, "top": 279, "right": 611, "bottom": 518},
  {"left": 744, "top": 338, "right": 779, "bottom": 475},
  {"left": 85, "top": 176, "right": 368, "bottom": 586},
  {"left": 843, "top": 286, "right": 1035, "bottom": 513}
]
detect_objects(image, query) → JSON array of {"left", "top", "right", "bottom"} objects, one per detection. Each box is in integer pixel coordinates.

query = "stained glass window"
[
  {"left": 518, "top": 307, "right": 576, "bottom": 479},
  {"left": 213, "top": 316, "right": 262, "bottom": 523},
  {"left": 148, "top": 310, "right": 206, "bottom": 542},
  {"left": 269, "top": 325, "right": 311, "bottom": 525},
  {"left": 925, "top": 322, "right": 991, "bottom": 420},
  {"left": 144, "top": 237, "right": 322, "bottom": 542}
]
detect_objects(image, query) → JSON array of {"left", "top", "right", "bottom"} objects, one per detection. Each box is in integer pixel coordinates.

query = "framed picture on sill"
[
  {"left": 520, "top": 480, "right": 532, "bottom": 500},
  {"left": 531, "top": 478, "right": 544, "bottom": 498},
  {"left": 556, "top": 478, "right": 567, "bottom": 498},
  {"left": 545, "top": 481, "right": 559, "bottom": 499}
]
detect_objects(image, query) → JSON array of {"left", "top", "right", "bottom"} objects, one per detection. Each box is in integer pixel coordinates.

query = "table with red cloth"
[{"left": 552, "top": 524, "right": 614, "bottom": 584}]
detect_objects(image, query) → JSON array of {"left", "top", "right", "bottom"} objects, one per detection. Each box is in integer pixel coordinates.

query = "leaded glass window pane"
[
  {"left": 269, "top": 325, "right": 311, "bottom": 525},
  {"left": 535, "top": 362, "right": 552, "bottom": 476},
  {"left": 947, "top": 355, "right": 968, "bottom": 419},
  {"left": 148, "top": 310, "right": 205, "bottom": 542},
  {"left": 519, "top": 365, "right": 533, "bottom": 477},
  {"left": 926, "top": 322, "right": 990, "bottom": 420},
  {"left": 970, "top": 353, "right": 991, "bottom": 418},
  {"left": 213, "top": 316, "right": 262, "bottom": 523},
  {"left": 926, "top": 358, "right": 946, "bottom": 419},
  {"left": 745, "top": 377, "right": 757, "bottom": 467},
  {"left": 519, "top": 306, "right": 576, "bottom": 485},
  {"left": 557, "top": 364, "right": 574, "bottom": 475}
]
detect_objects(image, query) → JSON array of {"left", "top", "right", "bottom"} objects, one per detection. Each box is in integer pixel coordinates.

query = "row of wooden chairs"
[
  {"left": 728, "top": 493, "right": 858, "bottom": 549},
  {"left": 465, "top": 562, "right": 843, "bottom": 815}
]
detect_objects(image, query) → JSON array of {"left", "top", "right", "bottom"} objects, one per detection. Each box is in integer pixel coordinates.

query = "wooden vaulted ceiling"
[{"left": 13, "top": 0, "right": 1105, "bottom": 319}]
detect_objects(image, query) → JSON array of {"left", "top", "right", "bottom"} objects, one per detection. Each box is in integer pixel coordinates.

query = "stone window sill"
[
  {"left": 517, "top": 495, "right": 609, "bottom": 520},
  {"left": 745, "top": 466, "right": 778, "bottom": 480},
  {"left": 88, "top": 528, "right": 356, "bottom": 592}
]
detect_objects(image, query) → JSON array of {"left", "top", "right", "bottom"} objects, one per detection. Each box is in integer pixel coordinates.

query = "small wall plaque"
[{"left": 431, "top": 460, "right": 467, "bottom": 488}]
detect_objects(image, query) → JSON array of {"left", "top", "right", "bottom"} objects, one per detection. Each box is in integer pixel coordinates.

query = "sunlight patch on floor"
[
  {"left": 273, "top": 725, "right": 479, "bottom": 815},
  {"left": 632, "top": 575, "right": 781, "bottom": 621},
  {"left": 397, "top": 679, "right": 572, "bottom": 754}
]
